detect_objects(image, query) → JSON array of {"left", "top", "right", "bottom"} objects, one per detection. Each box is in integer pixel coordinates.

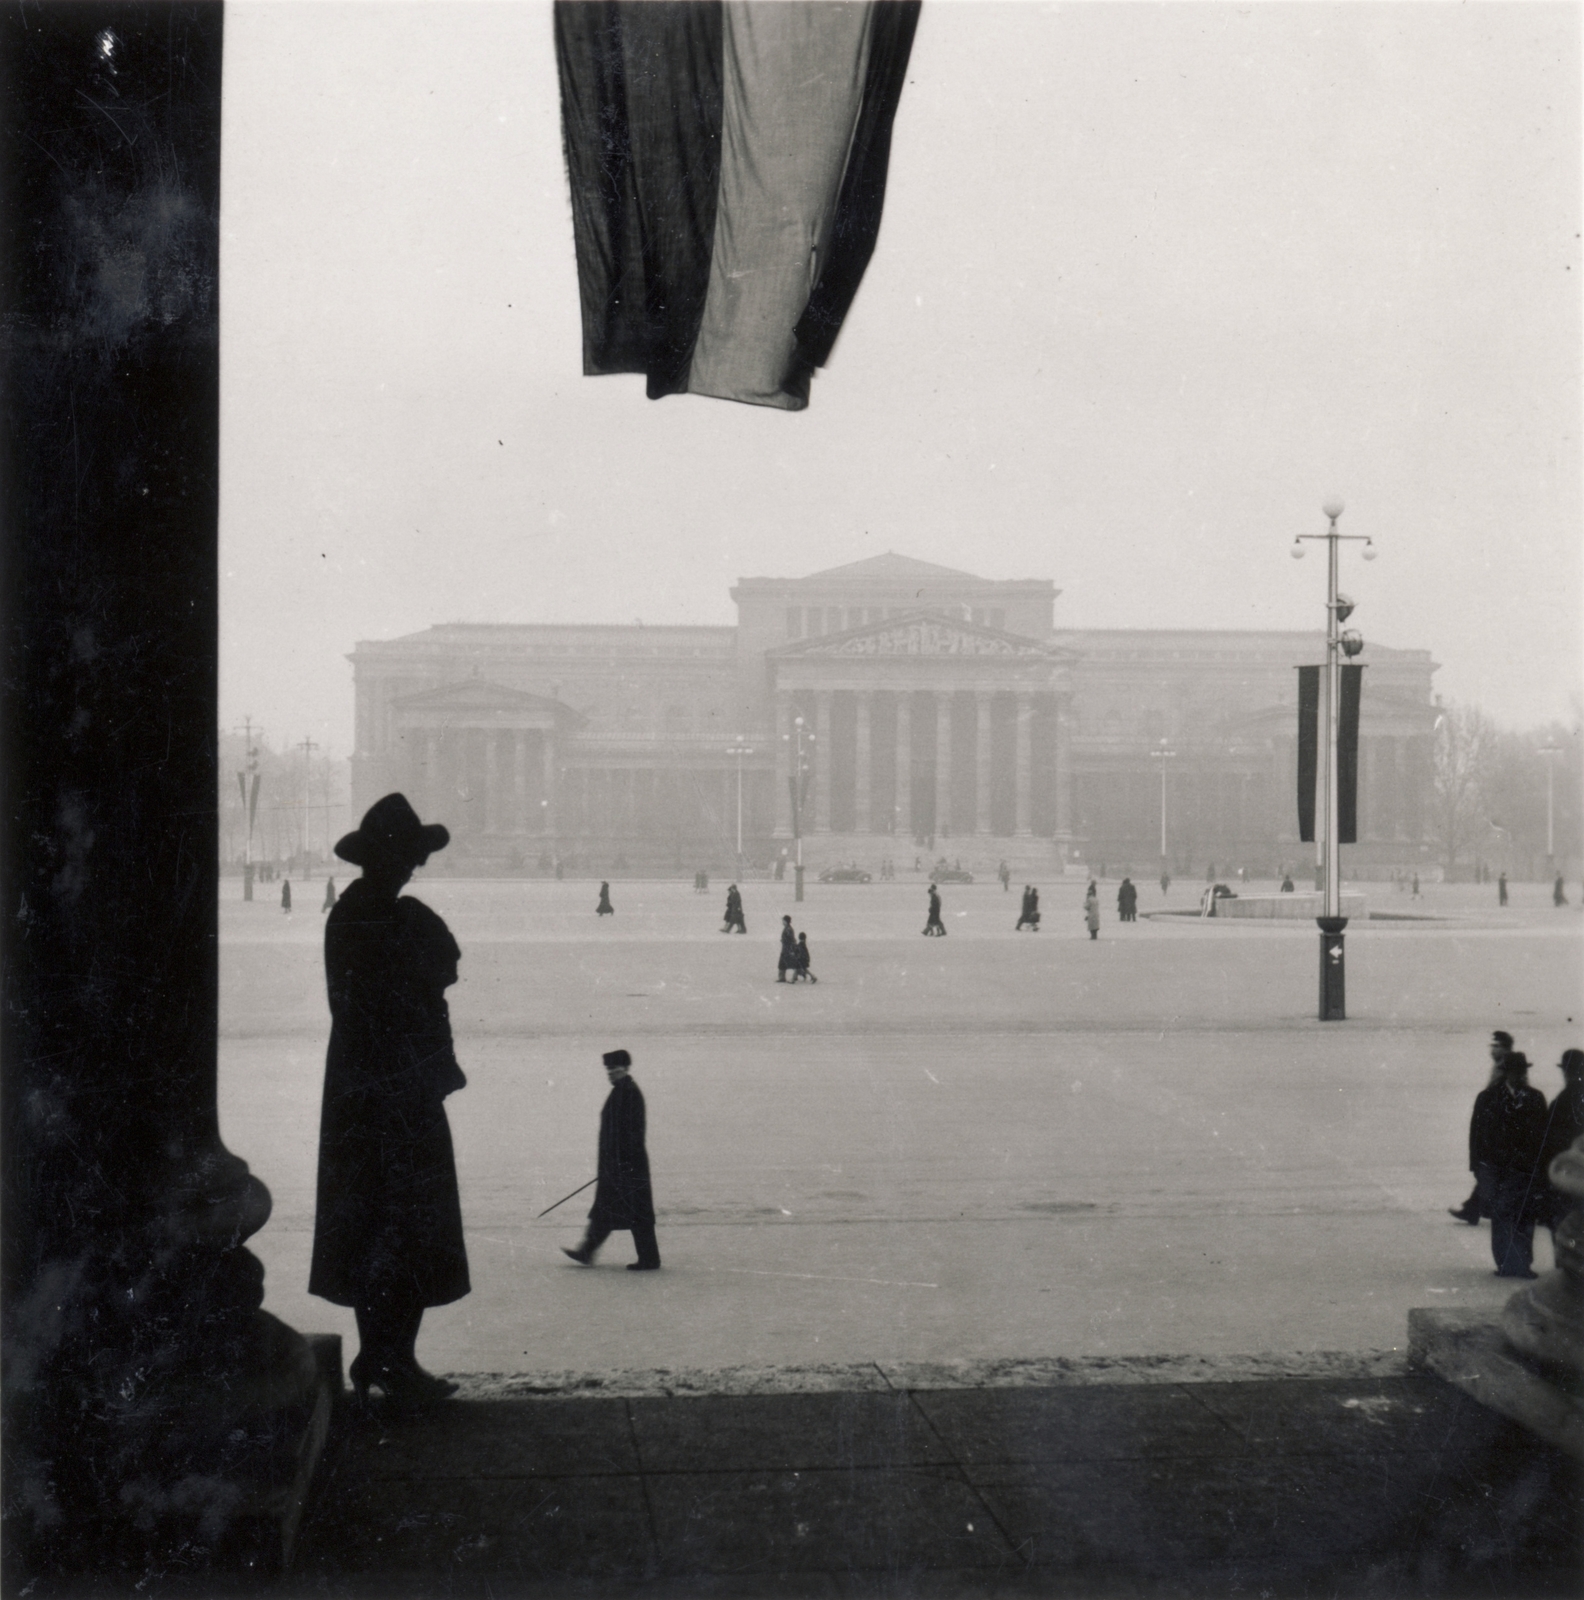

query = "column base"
[{"left": 4, "top": 1151, "right": 338, "bottom": 1584}]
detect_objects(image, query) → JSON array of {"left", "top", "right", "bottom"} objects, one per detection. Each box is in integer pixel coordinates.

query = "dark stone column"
[{"left": 2, "top": 7, "right": 330, "bottom": 1582}]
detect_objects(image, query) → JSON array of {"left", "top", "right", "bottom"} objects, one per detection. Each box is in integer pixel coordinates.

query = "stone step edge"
[{"left": 421, "top": 1348, "right": 1408, "bottom": 1402}]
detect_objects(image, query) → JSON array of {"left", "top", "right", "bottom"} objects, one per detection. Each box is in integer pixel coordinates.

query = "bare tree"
[{"left": 1431, "top": 701, "right": 1498, "bottom": 871}]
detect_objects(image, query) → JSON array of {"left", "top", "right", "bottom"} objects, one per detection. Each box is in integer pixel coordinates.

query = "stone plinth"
[
  {"left": 1215, "top": 892, "right": 1368, "bottom": 921},
  {"left": 1407, "top": 1308, "right": 1583, "bottom": 1460}
]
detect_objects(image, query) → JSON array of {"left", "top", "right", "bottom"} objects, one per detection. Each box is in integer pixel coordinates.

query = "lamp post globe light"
[{"left": 1291, "top": 501, "right": 1377, "bottom": 1020}]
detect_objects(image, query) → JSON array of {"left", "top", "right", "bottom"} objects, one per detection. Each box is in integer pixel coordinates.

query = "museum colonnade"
[{"left": 772, "top": 687, "right": 1071, "bottom": 839}]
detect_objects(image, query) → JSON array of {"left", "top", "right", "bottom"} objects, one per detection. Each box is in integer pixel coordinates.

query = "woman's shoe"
[
  {"left": 348, "top": 1353, "right": 457, "bottom": 1409},
  {"left": 384, "top": 1363, "right": 459, "bottom": 1405}
]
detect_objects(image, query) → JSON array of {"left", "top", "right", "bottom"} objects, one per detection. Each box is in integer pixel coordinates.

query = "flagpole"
[{"left": 1291, "top": 503, "right": 1376, "bottom": 1020}]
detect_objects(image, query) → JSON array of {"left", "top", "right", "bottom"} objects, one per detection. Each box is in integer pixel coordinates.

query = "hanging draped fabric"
[
  {"left": 555, "top": 0, "right": 922, "bottom": 411},
  {"left": 1297, "top": 664, "right": 1364, "bottom": 845},
  {"left": 1337, "top": 664, "right": 1364, "bottom": 845},
  {"left": 1297, "top": 666, "right": 1319, "bottom": 844}
]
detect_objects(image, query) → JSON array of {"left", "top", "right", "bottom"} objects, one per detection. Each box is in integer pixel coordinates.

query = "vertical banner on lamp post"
[
  {"left": 1337, "top": 664, "right": 1364, "bottom": 844},
  {"left": 1296, "top": 666, "right": 1319, "bottom": 843}
]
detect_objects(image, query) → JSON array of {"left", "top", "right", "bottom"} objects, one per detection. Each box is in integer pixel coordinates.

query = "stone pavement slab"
[{"left": 272, "top": 1372, "right": 1580, "bottom": 1599}]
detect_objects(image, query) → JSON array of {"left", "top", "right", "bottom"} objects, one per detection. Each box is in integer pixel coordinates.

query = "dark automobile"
[
  {"left": 818, "top": 865, "right": 872, "bottom": 884},
  {"left": 929, "top": 865, "right": 974, "bottom": 884}
]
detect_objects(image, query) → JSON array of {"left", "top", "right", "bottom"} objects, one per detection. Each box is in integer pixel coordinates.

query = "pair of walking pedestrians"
[{"left": 777, "top": 914, "right": 817, "bottom": 981}]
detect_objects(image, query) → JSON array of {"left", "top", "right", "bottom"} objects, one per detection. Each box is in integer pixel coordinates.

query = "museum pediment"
[
  {"left": 779, "top": 612, "right": 1051, "bottom": 659},
  {"left": 392, "top": 678, "right": 581, "bottom": 725}
]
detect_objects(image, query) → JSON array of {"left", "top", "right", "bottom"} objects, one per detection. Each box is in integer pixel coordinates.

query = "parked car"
[
  {"left": 818, "top": 865, "right": 872, "bottom": 884},
  {"left": 929, "top": 864, "right": 974, "bottom": 884}
]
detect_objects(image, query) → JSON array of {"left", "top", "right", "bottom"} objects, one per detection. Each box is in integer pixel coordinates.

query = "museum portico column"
[
  {"left": 542, "top": 733, "right": 557, "bottom": 837},
  {"left": 975, "top": 692, "right": 993, "bottom": 835},
  {"left": 814, "top": 690, "right": 832, "bottom": 833},
  {"left": 1014, "top": 693, "right": 1034, "bottom": 836},
  {"left": 855, "top": 692, "right": 872, "bottom": 833},
  {"left": 773, "top": 691, "right": 793, "bottom": 837},
  {"left": 484, "top": 732, "right": 500, "bottom": 834},
  {"left": 425, "top": 729, "right": 441, "bottom": 821},
  {"left": 2, "top": 9, "right": 331, "bottom": 1577},
  {"left": 895, "top": 693, "right": 913, "bottom": 836},
  {"left": 1054, "top": 695, "right": 1073, "bottom": 840},
  {"left": 934, "top": 692, "right": 952, "bottom": 836},
  {"left": 513, "top": 731, "right": 528, "bottom": 834}
]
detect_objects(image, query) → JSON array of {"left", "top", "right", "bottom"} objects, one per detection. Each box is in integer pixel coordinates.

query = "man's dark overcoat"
[
  {"left": 589, "top": 1076, "right": 655, "bottom": 1230},
  {"left": 1469, "top": 1080, "right": 1548, "bottom": 1176},
  {"left": 309, "top": 879, "right": 470, "bottom": 1309}
]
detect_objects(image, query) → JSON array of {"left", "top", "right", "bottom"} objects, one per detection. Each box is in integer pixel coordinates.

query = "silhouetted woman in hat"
[{"left": 309, "top": 793, "right": 468, "bottom": 1408}]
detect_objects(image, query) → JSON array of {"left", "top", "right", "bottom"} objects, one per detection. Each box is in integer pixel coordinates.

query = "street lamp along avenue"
[
  {"left": 784, "top": 715, "right": 816, "bottom": 902},
  {"left": 1291, "top": 500, "right": 1376, "bottom": 1020},
  {"left": 1149, "top": 739, "right": 1176, "bottom": 863},
  {"left": 1538, "top": 743, "right": 1563, "bottom": 867},
  {"left": 727, "top": 738, "right": 754, "bottom": 871}
]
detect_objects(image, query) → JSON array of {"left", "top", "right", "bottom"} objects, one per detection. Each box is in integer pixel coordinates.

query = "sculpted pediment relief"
[
  {"left": 393, "top": 678, "right": 577, "bottom": 719},
  {"left": 788, "top": 614, "right": 1050, "bottom": 659}
]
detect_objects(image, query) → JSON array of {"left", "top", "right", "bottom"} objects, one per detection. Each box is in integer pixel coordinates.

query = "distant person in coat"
[
  {"left": 1468, "top": 1048, "right": 1549, "bottom": 1277},
  {"left": 596, "top": 881, "right": 614, "bottom": 916},
  {"left": 923, "top": 884, "right": 946, "bottom": 936},
  {"left": 310, "top": 793, "right": 465, "bottom": 1408},
  {"left": 1084, "top": 883, "right": 1100, "bottom": 940},
  {"left": 281, "top": 878, "right": 292, "bottom": 914},
  {"left": 1538, "top": 1049, "right": 1584, "bottom": 1236},
  {"left": 1450, "top": 1031, "right": 1513, "bottom": 1225},
  {"left": 1555, "top": 873, "right": 1568, "bottom": 907},
  {"left": 1280, "top": 873, "right": 1295, "bottom": 893},
  {"left": 999, "top": 860, "right": 1011, "bottom": 892},
  {"left": 322, "top": 876, "right": 337, "bottom": 913},
  {"left": 563, "top": 1049, "right": 659, "bottom": 1270},
  {"left": 722, "top": 883, "right": 746, "bottom": 933},
  {"left": 1411, "top": 873, "right": 1420, "bottom": 898},
  {"left": 1498, "top": 870, "right": 1508, "bottom": 906},
  {"left": 1159, "top": 869, "right": 1171, "bottom": 896},
  {"left": 1117, "top": 878, "right": 1137, "bottom": 922},
  {"left": 794, "top": 930, "right": 816, "bottom": 982},
  {"left": 777, "top": 914, "right": 798, "bottom": 979}
]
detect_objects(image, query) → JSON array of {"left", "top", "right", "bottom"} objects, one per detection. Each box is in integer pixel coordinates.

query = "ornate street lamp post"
[
  {"left": 1150, "top": 739, "right": 1175, "bottom": 862},
  {"left": 1539, "top": 743, "right": 1563, "bottom": 868},
  {"left": 784, "top": 715, "right": 816, "bottom": 902},
  {"left": 1291, "top": 501, "right": 1376, "bottom": 1020},
  {"left": 236, "top": 716, "right": 262, "bottom": 900},
  {"left": 728, "top": 738, "right": 754, "bottom": 870}
]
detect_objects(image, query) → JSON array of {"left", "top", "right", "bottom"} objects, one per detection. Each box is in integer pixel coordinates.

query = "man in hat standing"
[
  {"left": 1450, "top": 1031, "right": 1515, "bottom": 1224},
  {"left": 310, "top": 793, "right": 467, "bottom": 1406},
  {"left": 563, "top": 1050, "right": 660, "bottom": 1271},
  {"left": 1467, "top": 1043, "right": 1548, "bottom": 1277}
]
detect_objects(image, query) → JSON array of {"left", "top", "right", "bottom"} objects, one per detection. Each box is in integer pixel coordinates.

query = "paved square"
[{"left": 220, "top": 875, "right": 1583, "bottom": 1377}]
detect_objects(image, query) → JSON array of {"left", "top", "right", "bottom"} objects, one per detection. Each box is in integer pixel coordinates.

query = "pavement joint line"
[
  {"left": 699, "top": 1265, "right": 940, "bottom": 1288},
  {"left": 904, "top": 1387, "right": 1030, "bottom": 1570},
  {"left": 622, "top": 1394, "right": 662, "bottom": 1576}
]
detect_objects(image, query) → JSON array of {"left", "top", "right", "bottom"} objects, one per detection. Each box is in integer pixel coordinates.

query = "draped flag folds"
[{"left": 555, "top": 0, "right": 922, "bottom": 411}]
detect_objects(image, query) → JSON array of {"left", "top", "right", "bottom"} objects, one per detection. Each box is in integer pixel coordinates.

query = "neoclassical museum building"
[{"left": 349, "top": 554, "right": 1438, "bottom": 876}]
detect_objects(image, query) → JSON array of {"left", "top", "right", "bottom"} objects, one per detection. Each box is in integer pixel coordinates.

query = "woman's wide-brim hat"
[{"left": 335, "top": 793, "right": 449, "bottom": 868}]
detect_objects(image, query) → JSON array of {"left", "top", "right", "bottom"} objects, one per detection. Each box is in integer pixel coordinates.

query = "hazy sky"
[{"left": 219, "top": 1, "right": 1581, "bottom": 759}]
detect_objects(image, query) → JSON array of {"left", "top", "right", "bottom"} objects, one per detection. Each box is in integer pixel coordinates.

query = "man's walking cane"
[{"left": 536, "top": 1178, "right": 597, "bottom": 1219}]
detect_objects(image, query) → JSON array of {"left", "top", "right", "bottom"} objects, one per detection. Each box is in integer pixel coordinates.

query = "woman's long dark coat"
[
  {"left": 309, "top": 880, "right": 470, "bottom": 1309},
  {"left": 588, "top": 1077, "right": 654, "bottom": 1230}
]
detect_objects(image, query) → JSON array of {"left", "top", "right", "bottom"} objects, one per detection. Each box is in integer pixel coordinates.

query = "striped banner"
[{"left": 556, "top": 0, "right": 922, "bottom": 410}]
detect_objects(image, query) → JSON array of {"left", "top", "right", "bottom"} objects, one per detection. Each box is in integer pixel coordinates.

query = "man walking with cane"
[{"left": 562, "top": 1050, "right": 660, "bottom": 1271}]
